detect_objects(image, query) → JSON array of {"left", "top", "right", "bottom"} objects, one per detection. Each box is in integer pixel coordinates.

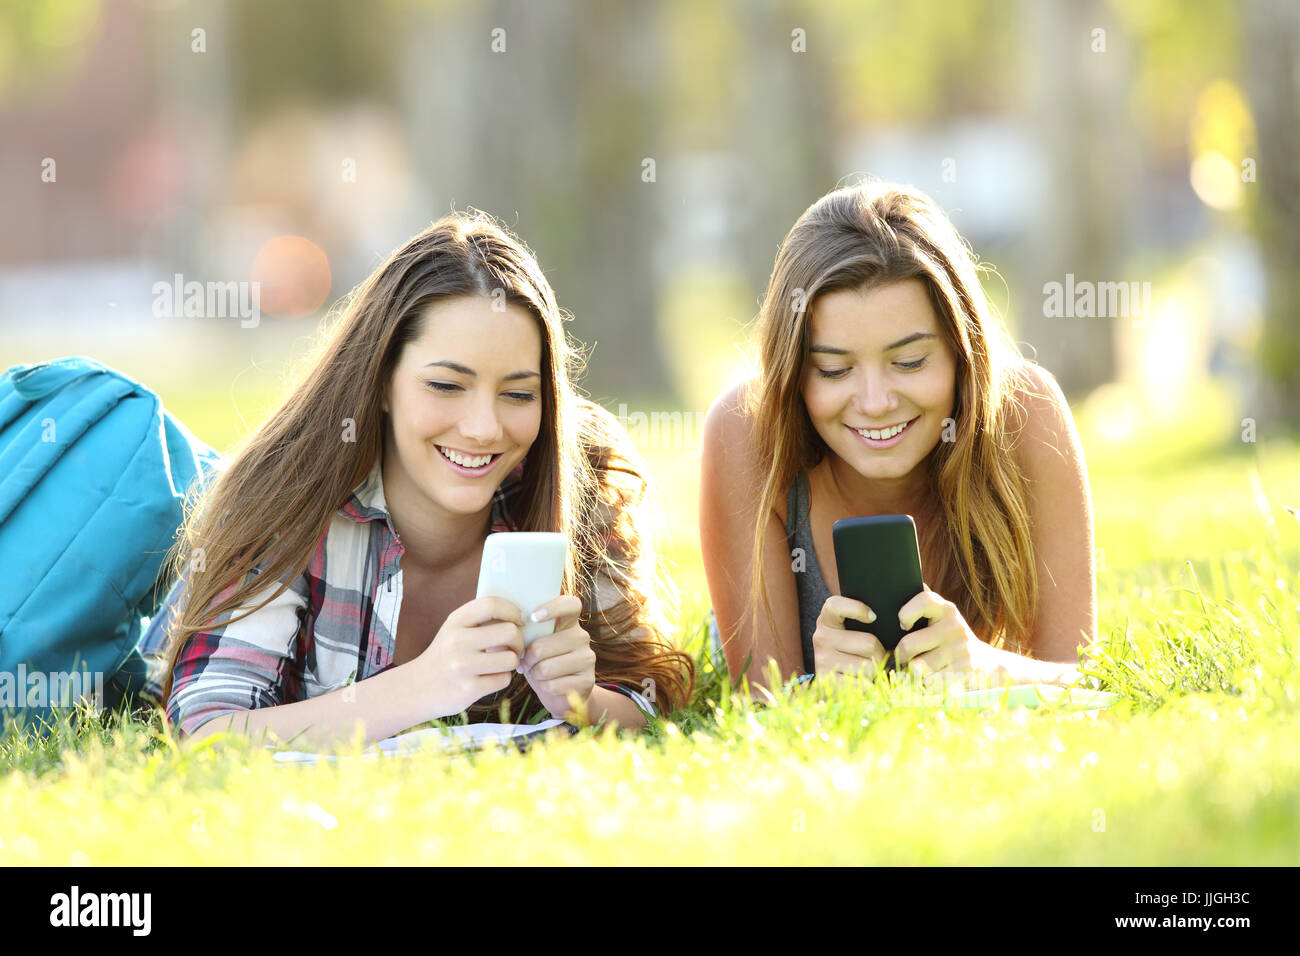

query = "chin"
[
  {"left": 853, "top": 458, "right": 915, "bottom": 480},
  {"left": 831, "top": 440, "right": 915, "bottom": 475},
  {"left": 414, "top": 463, "right": 484, "bottom": 506},
  {"left": 429, "top": 482, "right": 494, "bottom": 515}
]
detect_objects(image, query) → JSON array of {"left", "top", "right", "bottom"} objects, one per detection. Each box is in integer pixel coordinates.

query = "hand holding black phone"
[{"left": 831, "top": 515, "right": 928, "bottom": 667}]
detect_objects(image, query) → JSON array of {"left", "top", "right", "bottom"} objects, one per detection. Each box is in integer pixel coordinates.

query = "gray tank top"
[{"left": 785, "top": 471, "right": 830, "bottom": 674}]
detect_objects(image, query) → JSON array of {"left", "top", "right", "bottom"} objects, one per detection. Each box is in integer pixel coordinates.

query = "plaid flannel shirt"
[{"left": 145, "top": 457, "right": 656, "bottom": 738}]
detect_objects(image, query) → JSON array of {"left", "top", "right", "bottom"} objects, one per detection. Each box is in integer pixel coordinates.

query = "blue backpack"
[{"left": 0, "top": 356, "right": 222, "bottom": 733}]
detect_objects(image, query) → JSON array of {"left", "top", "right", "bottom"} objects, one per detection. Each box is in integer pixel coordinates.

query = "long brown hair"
[
  {"left": 745, "top": 180, "right": 1042, "bottom": 656},
  {"left": 158, "top": 209, "right": 693, "bottom": 720}
]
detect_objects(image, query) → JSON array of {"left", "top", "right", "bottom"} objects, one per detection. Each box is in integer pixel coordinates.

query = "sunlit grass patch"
[
  {"left": 1, "top": 418, "right": 1298, "bottom": 865},
  {"left": 2, "top": 652, "right": 1297, "bottom": 865},
  {"left": 2, "top": 538, "right": 1296, "bottom": 865}
]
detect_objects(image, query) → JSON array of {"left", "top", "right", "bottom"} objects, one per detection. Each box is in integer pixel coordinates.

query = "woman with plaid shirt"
[{"left": 146, "top": 211, "right": 693, "bottom": 750}]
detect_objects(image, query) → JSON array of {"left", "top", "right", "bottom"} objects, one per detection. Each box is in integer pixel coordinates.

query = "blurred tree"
[
  {"left": 818, "top": 0, "right": 1020, "bottom": 124},
  {"left": 1244, "top": 0, "right": 1300, "bottom": 423},
  {"left": 569, "top": 0, "right": 671, "bottom": 399},
  {"left": 398, "top": 0, "right": 670, "bottom": 400},
  {"left": 1018, "top": 0, "right": 1134, "bottom": 396},
  {"left": 231, "top": 0, "right": 393, "bottom": 111},
  {"left": 732, "top": 0, "right": 836, "bottom": 298}
]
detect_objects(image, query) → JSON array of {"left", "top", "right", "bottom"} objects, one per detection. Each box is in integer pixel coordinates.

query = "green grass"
[
  {"left": 2, "top": 377, "right": 1299, "bottom": 864},
  {"left": 2, "top": 556, "right": 1296, "bottom": 865}
]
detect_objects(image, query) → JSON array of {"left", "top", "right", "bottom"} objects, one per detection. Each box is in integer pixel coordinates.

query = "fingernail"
[
  {"left": 530, "top": 608, "right": 547, "bottom": 623},
  {"left": 866, "top": 610, "right": 876, "bottom": 622}
]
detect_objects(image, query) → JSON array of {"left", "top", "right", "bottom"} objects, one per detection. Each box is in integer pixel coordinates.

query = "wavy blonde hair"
[
  {"left": 746, "top": 180, "right": 1042, "bottom": 656},
  {"left": 158, "top": 210, "right": 693, "bottom": 720}
]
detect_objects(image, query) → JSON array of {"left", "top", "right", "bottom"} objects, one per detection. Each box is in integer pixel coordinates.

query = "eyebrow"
[
  {"left": 809, "top": 332, "right": 938, "bottom": 355},
  {"left": 422, "top": 360, "right": 540, "bottom": 381}
]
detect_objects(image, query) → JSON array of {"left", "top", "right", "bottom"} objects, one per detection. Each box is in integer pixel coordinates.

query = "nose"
[
  {"left": 853, "top": 369, "right": 900, "bottom": 419},
  {"left": 459, "top": 391, "right": 503, "bottom": 447}
]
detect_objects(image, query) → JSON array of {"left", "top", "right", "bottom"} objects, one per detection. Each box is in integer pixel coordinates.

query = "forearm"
[
  {"left": 585, "top": 684, "right": 650, "bottom": 729},
  {"left": 988, "top": 646, "right": 1086, "bottom": 687},
  {"left": 184, "top": 660, "right": 434, "bottom": 751},
  {"left": 727, "top": 636, "right": 804, "bottom": 700}
]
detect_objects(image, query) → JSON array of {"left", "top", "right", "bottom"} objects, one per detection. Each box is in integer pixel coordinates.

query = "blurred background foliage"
[{"left": 1, "top": 0, "right": 1297, "bottom": 607}]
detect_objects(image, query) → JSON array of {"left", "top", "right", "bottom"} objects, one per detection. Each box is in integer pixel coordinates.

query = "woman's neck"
[
  {"left": 821, "top": 452, "right": 935, "bottom": 521},
  {"left": 380, "top": 461, "right": 494, "bottom": 574}
]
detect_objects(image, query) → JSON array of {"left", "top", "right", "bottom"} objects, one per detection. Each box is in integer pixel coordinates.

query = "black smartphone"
[{"left": 831, "top": 515, "right": 927, "bottom": 660}]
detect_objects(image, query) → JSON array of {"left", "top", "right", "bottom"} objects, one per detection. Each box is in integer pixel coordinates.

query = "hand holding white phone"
[{"left": 475, "top": 532, "right": 568, "bottom": 646}]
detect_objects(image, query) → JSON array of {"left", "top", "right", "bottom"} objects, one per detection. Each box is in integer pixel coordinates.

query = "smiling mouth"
[
  {"left": 850, "top": 416, "right": 918, "bottom": 441},
  {"left": 436, "top": 445, "right": 502, "bottom": 469}
]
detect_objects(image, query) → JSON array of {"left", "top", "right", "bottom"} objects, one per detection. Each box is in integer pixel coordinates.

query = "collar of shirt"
[{"left": 337, "top": 455, "right": 527, "bottom": 538}]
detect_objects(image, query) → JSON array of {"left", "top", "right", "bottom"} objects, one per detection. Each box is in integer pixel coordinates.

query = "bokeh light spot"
[
  {"left": 249, "top": 235, "right": 332, "bottom": 319},
  {"left": 1190, "top": 150, "right": 1242, "bottom": 211}
]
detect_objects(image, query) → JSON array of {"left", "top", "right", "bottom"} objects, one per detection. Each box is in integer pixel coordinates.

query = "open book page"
[{"left": 269, "top": 719, "right": 575, "bottom": 764}]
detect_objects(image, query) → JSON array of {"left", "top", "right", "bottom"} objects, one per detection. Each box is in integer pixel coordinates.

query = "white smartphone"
[{"left": 475, "top": 532, "right": 568, "bottom": 646}]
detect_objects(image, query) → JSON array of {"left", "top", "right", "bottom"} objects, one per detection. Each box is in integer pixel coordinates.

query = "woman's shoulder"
[
  {"left": 702, "top": 379, "right": 760, "bottom": 460},
  {"left": 1002, "top": 359, "right": 1080, "bottom": 473},
  {"left": 1005, "top": 359, "right": 1063, "bottom": 408},
  {"left": 706, "top": 377, "right": 757, "bottom": 419},
  {"left": 701, "top": 379, "right": 789, "bottom": 525}
]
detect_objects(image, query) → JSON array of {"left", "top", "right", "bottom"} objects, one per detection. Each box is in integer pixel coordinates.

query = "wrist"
[
  {"left": 991, "top": 646, "right": 1080, "bottom": 686},
  {"left": 540, "top": 682, "right": 596, "bottom": 721},
  {"left": 381, "top": 654, "right": 446, "bottom": 726},
  {"left": 783, "top": 673, "right": 815, "bottom": 694},
  {"left": 399, "top": 653, "right": 463, "bottom": 722}
]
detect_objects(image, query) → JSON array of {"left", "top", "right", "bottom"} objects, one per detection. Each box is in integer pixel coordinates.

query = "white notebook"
[{"left": 269, "top": 719, "right": 573, "bottom": 764}]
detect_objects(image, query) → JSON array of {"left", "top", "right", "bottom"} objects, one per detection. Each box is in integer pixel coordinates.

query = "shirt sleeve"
[
  {"left": 136, "top": 577, "right": 186, "bottom": 706},
  {"left": 166, "top": 568, "right": 311, "bottom": 739}
]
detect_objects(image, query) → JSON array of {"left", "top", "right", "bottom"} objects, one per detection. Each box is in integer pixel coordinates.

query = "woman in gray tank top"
[
  {"left": 783, "top": 472, "right": 831, "bottom": 675},
  {"left": 701, "top": 181, "right": 1096, "bottom": 695}
]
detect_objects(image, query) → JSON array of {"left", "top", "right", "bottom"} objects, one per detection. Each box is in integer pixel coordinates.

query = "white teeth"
[
  {"left": 856, "top": 420, "right": 910, "bottom": 441},
  {"left": 439, "top": 446, "right": 493, "bottom": 468}
]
